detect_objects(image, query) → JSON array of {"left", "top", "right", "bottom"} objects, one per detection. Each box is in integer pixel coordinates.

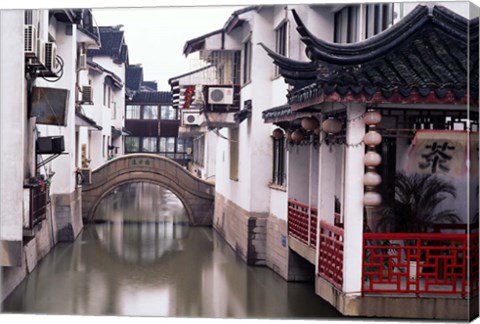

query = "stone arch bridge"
[{"left": 81, "top": 154, "right": 215, "bottom": 226}]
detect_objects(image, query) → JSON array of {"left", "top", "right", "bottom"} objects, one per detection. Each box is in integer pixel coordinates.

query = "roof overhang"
[
  {"left": 75, "top": 111, "right": 102, "bottom": 130},
  {"left": 88, "top": 61, "right": 123, "bottom": 89},
  {"left": 261, "top": 5, "right": 479, "bottom": 111},
  {"left": 183, "top": 29, "right": 223, "bottom": 56}
]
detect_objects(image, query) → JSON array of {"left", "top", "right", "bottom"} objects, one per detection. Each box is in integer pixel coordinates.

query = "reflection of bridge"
[{"left": 82, "top": 154, "right": 215, "bottom": 226}]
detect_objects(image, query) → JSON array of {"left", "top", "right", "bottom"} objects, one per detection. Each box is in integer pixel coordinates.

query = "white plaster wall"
[
  {"left": 287, "top": 145, "right": 310, "bottom": 203},
  {"left": 0, "top": 10, "right": 25, "bottom": 241},
  {"left": 203, "top": 131, "right": 217, "bottom": 181},
  {"left": 36, "top": 22, "right": 77, "bottom": 195}
]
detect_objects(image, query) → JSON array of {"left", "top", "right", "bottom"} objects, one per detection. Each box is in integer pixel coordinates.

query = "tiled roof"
[
  {"left": 126, "top": 65, "right": 143, "bottom": 91},
  {"left": 142, "top": 81, "right": 158, "bottom": 91},
  {"left": 262, "top": 104, "right": 317, "bottom": 124},
  {"left": 87, "top": 60, "right": 123, "bottom": 88},
  {"left": 88, "top": 26, "right": 128, "bottom": 63},
  {"left": 262, "top": 5, "right": 478, "bottom": 108},
  {"left": 128, "top": 91, "right": 172, "bottom": 104}
]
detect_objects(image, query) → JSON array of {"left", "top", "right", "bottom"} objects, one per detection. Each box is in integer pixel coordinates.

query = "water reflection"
[
  {"left": 2, "top": 183, "right": 341, "bottom": 318},
  {"left": 94, "top": 183, "right": 188, "bottom": 263}
]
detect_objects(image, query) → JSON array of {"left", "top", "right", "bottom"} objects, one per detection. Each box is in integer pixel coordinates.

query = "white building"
[
  {"left": 178, "top": 2, "right": 478, "bottom": 319},
  {"left": 1, "top": 9, "right": 101, "bottom": 302},
  {"left": 79, "top": 25, "right": 128, "bottom": 171}
]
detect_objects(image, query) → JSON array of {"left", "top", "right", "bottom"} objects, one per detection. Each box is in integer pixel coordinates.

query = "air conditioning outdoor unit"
[
  {"left": 81, "top": 85, "right": 93, "bottom": 104},
  {"left": 24, "top": 25, "right": 38, "bottom": 57},
  {"left": 182, "top": 110, "right": 204, "bottom": 126},
  {"left": 78, "top": 53, "right": 87, "bottom": 70},
  {"left": 208, "top": 87, "right": 234, "bottom": 105},
  {"left": 44, "top": 42, "right": 57, "bottom": 72},
  {"left": 28, "top": 38, "right": 45, "bottom": 67},
  {"left": 36, "top": 136, "right": 65, "bottom": 154}
]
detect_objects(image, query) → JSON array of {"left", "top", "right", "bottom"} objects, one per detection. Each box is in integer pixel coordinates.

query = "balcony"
[
  {"left": 362, "top": 230, "right": 478, "bottom": 298},
  {"left": 23, "top": 181, "right": 48, "bottom": 236}
]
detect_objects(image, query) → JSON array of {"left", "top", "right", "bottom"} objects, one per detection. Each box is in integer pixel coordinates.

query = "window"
[
  {"left": 160, "top": 105, "right": 176, "bottom": 120},
  {"left": 143, "top": 105, "right": 158, "bottom": 119},
  {"left": 272, "top": 137, "right": 286, "bottom": 186},
  {"left": 166, "top": 138, "right": 175, "bottom": 152},
  {"left": 111, "top": 102, "right": 117, "bottom": 119},
  {"left": 229, "top": 128, "right": 239, "bottom": 180},
  {"left": 334, "top": 6, "right": 359, "bottom": 43},
  {"left": 125, "top": 137, "right": 140, "bottom": 153},
  {"left": 275, "top": 21, "right": 288, "bottom": 75},
  {"left": 126, "top": 105, "right": 141, "bottom": 119},
  {"left": 142, "top": 137, "right": 157, "bottom": 152},
  {"left": 102, "top": 135, "right": 106, "bottom": 157},
  {"left": 103, "top": 83, "right": 112, "bottom": 108},
  {"left": 242, "top": 38, "right": 252, "bottom": 84},
  {"left": 193, "top": 136, "right": 205, "bottom": 166},
  {"left": 365, "top": 4, "right": 394, "bottom": 39}
]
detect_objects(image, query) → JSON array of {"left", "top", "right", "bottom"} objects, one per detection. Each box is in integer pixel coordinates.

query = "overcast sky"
[{"left": 92, "top": 5, "right": 244, "bottom": 91}]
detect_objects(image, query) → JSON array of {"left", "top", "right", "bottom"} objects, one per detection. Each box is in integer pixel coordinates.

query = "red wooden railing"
[
  {"left": 318, "top": 220, "right": 344, "bottom": 289},
  {"left": 363, "top": 232, "right": 479, "bottom": 298},
  {"left": 287, "top": 199, "right": 317, "bottom": 248}
]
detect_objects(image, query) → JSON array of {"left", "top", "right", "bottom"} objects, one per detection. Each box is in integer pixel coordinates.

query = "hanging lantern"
[
  {"left": 364, "top": 151, "right": 382, "bottom": 166},
  {"left": 291, "top": 129, "right": 305, "bottom": 143},
  {"left": 272, "top": 128, "right": 284, "bottom": 139},
  {"left": 363, "top": 172, "right": 382, "bottom": 187},
  {"left": 321, "top": 117, "right": 342, "bottom": 135},
  {"left": 363, "top": 109, "right": 382, "bottom": 126},
  {"left": 364, "top": 192, "right": 382, "bottom": 207},
  {"left": 301, "top": 117, "right": 320, "bottom": 131},
  {"left": 285, "top": 130, "right": 293, "bottom": 142},
  {"left": 364, "top": 130, "right": 382, "bottom": 146}
]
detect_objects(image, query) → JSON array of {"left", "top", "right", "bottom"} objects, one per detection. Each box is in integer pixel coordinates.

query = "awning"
[
  {"left": 262, "top": 103, "right": 318, "bottom": 124},
  {"left": 75, "top": 111, "right": 102, "bottom": 130}
]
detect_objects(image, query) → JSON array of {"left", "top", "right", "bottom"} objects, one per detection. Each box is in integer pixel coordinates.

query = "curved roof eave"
[{"left": 291, "top": 5, "right": 473, "bottom": 65}]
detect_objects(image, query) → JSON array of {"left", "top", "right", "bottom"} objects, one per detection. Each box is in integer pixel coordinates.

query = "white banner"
[{"left": 406, "top": 130, "right": 469, "bottom": 177}]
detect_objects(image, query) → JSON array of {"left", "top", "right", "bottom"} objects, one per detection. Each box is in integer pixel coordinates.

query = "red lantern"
[
  {"left": 291, "top": 129, "right": 305, "bottom": 143},
  {"left": 272, "top": 128, "right": 284, "bottom": 139},
  {"left": 301, "top": 117, "right": 319, "bottom": 131}
]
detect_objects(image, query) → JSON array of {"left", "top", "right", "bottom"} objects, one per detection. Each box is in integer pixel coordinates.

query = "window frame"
[
  {"left": 274, "top": 20, "right": 289, "bottom": 76},
  {"left": 242, "top": 37, "right": 252, "bottom": 85},
  {"left": 271, "top": 136, "right": 287, "bottom": 187}
]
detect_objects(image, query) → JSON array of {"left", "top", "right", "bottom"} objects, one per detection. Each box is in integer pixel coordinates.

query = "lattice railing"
[
  {"left": 287, "top": 200, "right": 309, "bottom": 244},
  {"left": 318, "top": 220, "right": 344, "bottom": 289},
  {"left": 363, "top": 232, "right": 479, "bottom": 298}
]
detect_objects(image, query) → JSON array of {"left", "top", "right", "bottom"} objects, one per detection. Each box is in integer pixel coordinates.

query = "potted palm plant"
[{"left": 375, "top": 171, "right": 461, "bottom": 279}]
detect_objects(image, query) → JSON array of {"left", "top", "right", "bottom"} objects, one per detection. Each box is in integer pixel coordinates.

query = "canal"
[{"left": 2, "top": 182, "right": 341, "bottom": 318}]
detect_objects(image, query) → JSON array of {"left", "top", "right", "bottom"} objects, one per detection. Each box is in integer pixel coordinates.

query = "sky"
[{"left": 92, "top": 5, "right": 244, "bottom": 91}]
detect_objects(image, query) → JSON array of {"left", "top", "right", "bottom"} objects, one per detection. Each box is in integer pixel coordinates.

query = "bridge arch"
[{"left": 82, "top": 154, "right": 215, "bottom": 226}]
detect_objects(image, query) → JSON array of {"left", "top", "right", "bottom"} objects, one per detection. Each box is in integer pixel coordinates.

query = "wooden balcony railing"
[
  {"left": 318, "top": 220, "right": 344, "bottom": 289},
  {"left": 362, "top": 232, "right": 479, "bottom": 298},
  {"left": 24, "top": 182, "right": 48, "bottom": 230},
  {"left": 287, "top": 199, "right": 316, "bottom": 248}
]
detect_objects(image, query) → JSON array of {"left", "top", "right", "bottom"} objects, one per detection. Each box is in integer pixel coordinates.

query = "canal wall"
[
  {"left": 213, "top": 193, "right": 267, "bottom": 266},
  {"left": 1, "top": 204, "right": 57, "bottom": 302},
  {"left": 213, "top": 193, "right": 315, "bottom": 281}
]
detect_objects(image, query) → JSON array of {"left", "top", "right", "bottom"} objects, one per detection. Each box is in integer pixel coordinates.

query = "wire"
[{"left": 39, "top": 55, "right": 64, "bottom": 83}]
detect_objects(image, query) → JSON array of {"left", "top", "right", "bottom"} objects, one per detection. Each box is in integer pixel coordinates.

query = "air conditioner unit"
[
  {"left": 36, "top": 136, "right": 65, "bottom": 154},
  {"left": 24, "top": 25, "right": 38, "bottom": 57},
  {"left": 28, "top": 38, "right": 45, "bottom": 67},
  {"left": 81, "top": 85, "right": 93, "bottom": 104},
  {"left": 208, "top": 87, "right": 234, "bottom": 105},
  {"left": 182, "top": 110, "right": 204, "bottom": 126},
  {"left": 44, "top": 42, "right": 57, "bottom": 72},
  {"left": 78, "top": 53, "right": 87, "bottom": 70}
]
